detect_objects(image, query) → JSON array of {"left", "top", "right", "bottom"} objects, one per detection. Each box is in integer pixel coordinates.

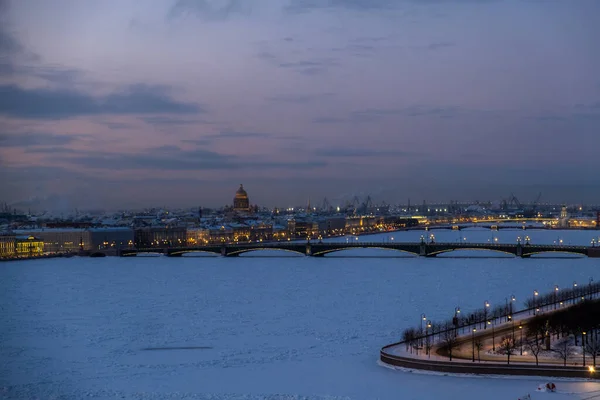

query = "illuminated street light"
[
  {"left": 472, "top": 328, "right": 477, "bottom": 362},
  {"left": 488, "top": 320, "right": 496, "bottom": 351},
  {"left": 583, "top": 331, "right": 587, "bottom": 366},
  {"left": 519, "top": 325, "right": 523, "bottom": 355}
]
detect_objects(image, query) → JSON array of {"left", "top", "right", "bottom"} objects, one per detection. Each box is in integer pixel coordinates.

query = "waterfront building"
[
  {"left": 13, "top": 228, "right": 91, "bottom": 253},
  {"left": 15, "top": 235, "right": 44, "bottom": 257},
  {"left": 186, "top": 227, "right": 210, "bottom": 245},
  {"left": 208, "top": 225, "right": 234, "bottom": 243},
  {"left": 134, "top": 227, "right": 186, "bottom": 247},
  {"left": 246, "top": 221, "right": 273, "bottom": 242},
  {"left": 12, "top": 228, "right": 134, "bottom": 253},
  {"left": 233, "top": 184, "right": 251, "bottom": 212},
  {"left": 0, "top": 233, "right": 16, "bottom": 258},
  {"left": 288, "top": 218, "right": 319, "bottom": 238},
  {"left": 88, "top": 227, "right": 134, "bottom": 249}
]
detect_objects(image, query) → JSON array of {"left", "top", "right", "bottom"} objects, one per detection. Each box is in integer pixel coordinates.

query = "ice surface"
[{"left": 1, "top": 229, "right": 599, "bottom": 399}]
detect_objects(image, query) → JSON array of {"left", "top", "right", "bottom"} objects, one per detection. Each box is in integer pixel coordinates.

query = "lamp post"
[
  {"left": 420, "top": 313, "right": 426, "bottom": 348},
  {"left": 583, "top": 331, "right": 587, "bottom": 367},
  {"left": 488, "top": 320, "right": 495, "bottom": 351},
  {"left": 454, "top": 307, "right": 461, "bottom": 336},
  {"left": 519, "top": 324, "right": 523, "bottom": 355},
  {"left": 508, "top": 314, "right": 515, "bottom": 341},
  {"left": 484, "top": 301, "right": 490, "bottom": 329},
  {"left": 533, "top": 290, "right": 539, "bottom": 315},
  {"left": 590, "top": 277, "right": 594, "bottom": 300},
  {"left": 573, "top": 282, "right": 578, "bottom": 304},
  {"left": 510, "top": 295, "right": 515, "bottom": 316},
  {"left": 472, "top": 328, "right": 477, "bottom": 362},
  {"left": 554, "top": 285, "right": 559, "bottom": 310},
  {"left": 426, "top": 320, "right": 432, "bottom": 357}
]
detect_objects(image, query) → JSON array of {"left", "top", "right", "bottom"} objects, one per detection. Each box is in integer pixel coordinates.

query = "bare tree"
[
  {"left": 402, "top": 328, "right": 416, "bottom": 352},
  {"left": 425, "top": 338, "right": 434, "bottom": 358},
  {"left": 526, "top": 336, "right": 544, "bottom": 366},
  {"left": 553, "top": 340, "right": 573, "bottom": 367},
  {"left": 474, "top": 340, "right": 483, "bottom": 362},
  {"left": 584, "top": 330, "right": 600, "bottom": 367},
  {"left": 499, "top": 335, "right": 515, "bottom": 364},
  {"left": 441, "top": 327, "right": 459, "bottom": 361}
]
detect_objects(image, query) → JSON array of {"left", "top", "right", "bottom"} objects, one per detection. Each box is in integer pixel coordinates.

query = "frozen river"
[{"left": 1, "top": 229, "right": 600, "bottom": 399}]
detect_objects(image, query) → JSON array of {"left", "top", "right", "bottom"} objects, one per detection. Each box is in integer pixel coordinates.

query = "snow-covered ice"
[{"left": 1, "top": 229, "right": 599, "bottom": 399}]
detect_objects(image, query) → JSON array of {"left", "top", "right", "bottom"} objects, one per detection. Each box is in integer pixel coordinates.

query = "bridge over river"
[{"left": 120, "top": 241, "right": 600, "bottom": 258}]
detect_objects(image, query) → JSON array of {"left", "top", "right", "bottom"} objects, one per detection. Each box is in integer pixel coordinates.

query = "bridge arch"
[
  {"left": 227, "top": 247, "right": 306, "bottom": 257},
  {"left": 312, "top": 247, "right": 419, "bottom": 257},
  {"left": 169, "top": 249, "right": 221, "bottom": 256},
  {"left": 125, "top": 251, "right": 164, "bottom": 257},
  {"left": 427, "top": 248, "right": 516, "bottom": 257},
  {"left": 523, "top": 250, "right": 587, "bottom": 258}
]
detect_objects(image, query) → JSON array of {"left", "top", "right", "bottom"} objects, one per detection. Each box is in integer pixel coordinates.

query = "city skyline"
[{"left": 1, "top": 0, "right": 600, "bottom": 210}]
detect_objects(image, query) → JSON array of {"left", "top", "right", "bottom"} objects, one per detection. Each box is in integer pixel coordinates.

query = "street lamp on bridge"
[
  {"left": 484, "top": 301, "right": 490, "bottom": 329},
  {"left": 583, "top": 331, "right": 587, "bottom": 367},
  {"left": 488, "top": 320, "right": 496, "bottom": 351},
  {"left": 533, "top": 290, "right": 539, "bottom": 315},
  {"left": 426, "top": 320, "right": 432, "bottom": 357},
  {"left": 472, "top": 328, "right": 477, "bottom": 362},
  {"left": 519, "top": 324, "right": 523, "bottom": 355},
  {"left": 510, "top": 295, "right": 515, "bottom": 316}
]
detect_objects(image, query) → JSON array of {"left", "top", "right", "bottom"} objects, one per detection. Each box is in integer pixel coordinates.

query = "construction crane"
[
  {"left": 523, "top": 192, "right": 542, "bottom": 218},
  {"left": 321, "top": 197, "right": 333, "bottom": 213},
  {"left": 501, "top": 193, "right": 522, "bottom": 210}
]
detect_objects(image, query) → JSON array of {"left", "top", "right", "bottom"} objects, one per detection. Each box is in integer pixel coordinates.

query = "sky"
[{"left": 1, "top": 0, "right": 599, "bottom": 211}]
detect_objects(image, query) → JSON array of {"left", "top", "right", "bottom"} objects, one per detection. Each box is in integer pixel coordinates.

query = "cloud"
[
  {"left": 168, "top": 0, "right": 251, "bottom": 21},
  {"left": 287, "top": 0, "right": 497, "bottom": 13},
  {"left": 50, "top": 146, "right": 326, "bottom": 171},
  {"left": 141, "top": 116, "right": 205, "bottom": 126},
  {"left": 426, "top": 42, "right": 455, "bottom": 50},
  {"left": 205, "top": 131, "right": 272, "bottom": 139},
  {"left": 0, "top": 132, "right": 82, "bottom": 147},
  {"left": 314, "top": 148, "right": 419, "bottom": 157},
  {"left": 313, "top": 106, "right": 461, "bottom": 123},
  {"left": 278, "top": 59, "right": 338, "bottom": 75},
  {"left": 97, "top": 121, "right": 135, "bottom": 130},
  {"left": 266, "top": 93, "right": 335, "bottom": 104},
  {"left": 24, "top": 146, "right": 79, "bottom": 154},
  {"left": 286, "top": 0, "right": 396, "bottom": 13},
  {"left": 181, "top": 138, "right": 213, "bottom": 146},
  {"left": 0, "top": 84, "right": 202, "bottom": 119},
  {"left": 256, "top": 51, "right": 277, "bottom": 61},
  {"left": 30, "top": 66, "right": 83, "bottom": 85}
]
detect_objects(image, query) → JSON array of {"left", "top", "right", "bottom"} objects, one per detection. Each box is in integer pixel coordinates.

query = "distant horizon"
[{"left": 4, "top": 186, "right": 600, "bottom": 214}]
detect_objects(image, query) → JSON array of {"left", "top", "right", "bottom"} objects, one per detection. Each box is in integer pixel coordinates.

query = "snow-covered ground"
[{"left": 1, "top": 229, "right": 599, "bottom": 399}]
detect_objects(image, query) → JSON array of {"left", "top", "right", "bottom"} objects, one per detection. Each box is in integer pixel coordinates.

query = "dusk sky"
[{"left": 1, "top": 0, "right": 599, "bottom": 211}]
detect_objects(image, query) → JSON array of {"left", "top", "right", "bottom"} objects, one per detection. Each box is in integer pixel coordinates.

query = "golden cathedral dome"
[
  {"left": 233, "top": 184, "right": 250, "bottom": 211},
  {"left": 235, "top": 184, "right": 248, "bottom": 199}
]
